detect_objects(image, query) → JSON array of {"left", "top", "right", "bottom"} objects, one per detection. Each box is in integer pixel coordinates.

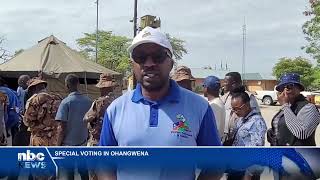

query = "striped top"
[{"left": 283, "top": 103, "right": 320, "bottom": 140}]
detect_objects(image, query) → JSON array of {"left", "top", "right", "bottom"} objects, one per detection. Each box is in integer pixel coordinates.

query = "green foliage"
[
  {"left": 194, "top": 86, "right": 203, "bottom": 93},
  {"left": 77, "top": 31, "right": 131, "bottom": 74},
  {"left": 311, "top": 67, "right": 320, "bottom": 89},
  {"left": 166, "top": 33, "right": 188, "bottom": 61},
  {"left": 302, "top": 0, "right": 320, "bottom": 64},
  {"left": 272, "top": 57, "right": 315, "bottom": 89},
  {"left": 76, "top": 30, "right": 187, "bottom": 74}
]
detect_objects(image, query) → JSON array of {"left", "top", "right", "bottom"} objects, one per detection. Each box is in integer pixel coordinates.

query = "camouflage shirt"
[
  {"left": 24, "top": 92, "right": 62, "bottom": 146},
  {"left": 84, "top": 94, "right": 114, "bottom": 146},
  {"left": 0, "top": 92, "right": 8, "bottom": 146}
]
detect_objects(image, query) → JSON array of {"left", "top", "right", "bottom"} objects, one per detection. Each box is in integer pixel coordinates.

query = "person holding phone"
[{"left": 267, "top": 73, "right": 320, "bottom": 146}]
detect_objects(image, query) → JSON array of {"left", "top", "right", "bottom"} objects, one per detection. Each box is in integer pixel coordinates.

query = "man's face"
[
  {"left": 278, "top": 84, "right": 302, "bottom": 101},
  {"left": 177, "top": 79, "right": 192, "bottom": 91},
  {"left": 132, "top": 43, "right": 173, "bottom": 92},
  {"left": 223, "top": 76, "right": 234, "bottom": 92},
  {"left": 20, "top": 76, "right": 30, "bottom": 90},
  {"left": 231, "top": 97, "right": 250, "bottom": 117},
  {"left": 203, "top": 87, "right": 208, "bottom": 97},
  {"left": 224, "top": 76, "right": 240, "bottom": 92}
]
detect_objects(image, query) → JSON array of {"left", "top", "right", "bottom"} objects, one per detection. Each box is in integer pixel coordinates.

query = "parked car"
[
  {"left": 254, "top": 87, "right": 319, "bottom": 106},
  {"left": 255, "top": 88, "right": 278, "bottom": 105}
]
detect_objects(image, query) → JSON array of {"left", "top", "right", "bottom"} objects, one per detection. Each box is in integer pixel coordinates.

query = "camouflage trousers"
[
  {"left": 30, "top": 133, "right": 57, "bottom": 146},
  {"left": 86, "top": 137, "right": 99, "bottom": 147},
  {"left": 89, "top": 171, "right": 98, "bottom": 180},
  {"left": 87, "top": 138, "right": 99, "bottom": 180}
]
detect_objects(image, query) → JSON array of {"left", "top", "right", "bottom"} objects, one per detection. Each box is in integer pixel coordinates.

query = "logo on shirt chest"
[{"left": 171, "top": 114, "right": 192, "bottom": 138}]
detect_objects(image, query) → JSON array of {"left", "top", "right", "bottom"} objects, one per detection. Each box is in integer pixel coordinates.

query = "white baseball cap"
[{"left": 128, "top": 26, "right": 173, "bottom": 57}]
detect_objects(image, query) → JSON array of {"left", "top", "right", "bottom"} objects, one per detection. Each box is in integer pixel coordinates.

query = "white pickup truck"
[
  {"left": 255, "top": 88, "right": 316, "bottom": 105},
  {"left": 255, "top": 88, "right": 278, "bottom": 105}
]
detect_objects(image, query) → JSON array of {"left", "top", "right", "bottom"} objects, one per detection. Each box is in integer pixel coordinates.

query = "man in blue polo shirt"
[{"left": 99, "top": 27, "right": 221, "bottom": 180}]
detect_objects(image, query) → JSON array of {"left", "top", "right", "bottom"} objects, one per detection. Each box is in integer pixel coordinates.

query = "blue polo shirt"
[
  {"left": 0, "top": 87, "right": 20, "bottom": 129},
  {"left": 99, "top": 80, "right": 221, "bottom": 180}
]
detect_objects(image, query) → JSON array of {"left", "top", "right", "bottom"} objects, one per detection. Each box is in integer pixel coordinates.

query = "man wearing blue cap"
[
  {"left": 203, "top": 76, "right": 225, "bottom": 138},
  {"left": 267, "top": 73, "right": 320, "bottom": 146}
]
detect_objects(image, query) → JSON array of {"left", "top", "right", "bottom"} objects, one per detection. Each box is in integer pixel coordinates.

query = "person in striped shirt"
[{"left": 267, "top": 73, "right": 320, "bottom": 146}]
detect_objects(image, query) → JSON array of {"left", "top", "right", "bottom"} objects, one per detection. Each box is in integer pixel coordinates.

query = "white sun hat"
[{"left": 128, "top": 26, "right": 173, "bottom": 57}]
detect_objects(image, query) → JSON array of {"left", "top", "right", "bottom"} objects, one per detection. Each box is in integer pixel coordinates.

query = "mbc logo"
[
  {"left": 18, "top": 150, "right": 45, "bottom": 161},
  {"left": 17, "top": 150, "right": 46, "bottom": 169}
]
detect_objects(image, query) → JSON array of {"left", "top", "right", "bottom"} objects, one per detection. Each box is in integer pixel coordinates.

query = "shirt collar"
[
  {"left": 209, "top": 97, "right": 220, "bottom": 103},
  {"left": 243, "top": 109, "right": 257, "bottom": 121},
  {"left": 131, "top": 79, "right": 180, "bottom": 104},
  {"left": 69, "top": 91, "right": 82, "bottom": 96}
]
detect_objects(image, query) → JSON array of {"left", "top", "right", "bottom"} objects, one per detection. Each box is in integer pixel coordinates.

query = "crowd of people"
[{"left": 0, "top": 26, "right": 319, "bottom": 180}]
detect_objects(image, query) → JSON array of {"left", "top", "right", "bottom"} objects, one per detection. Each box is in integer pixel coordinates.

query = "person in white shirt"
[{"left": 203, "top": 76, "right": 226, "bottom": 138}]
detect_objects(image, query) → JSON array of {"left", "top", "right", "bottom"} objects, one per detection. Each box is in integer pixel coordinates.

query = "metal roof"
[{"left": 190, "top": 68, "right": 276, "bottom": 80}]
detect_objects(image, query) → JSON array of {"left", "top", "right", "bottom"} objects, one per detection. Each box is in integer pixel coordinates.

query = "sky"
[{"left": 0, "top": 0, "right": 312, "bottom": 74}]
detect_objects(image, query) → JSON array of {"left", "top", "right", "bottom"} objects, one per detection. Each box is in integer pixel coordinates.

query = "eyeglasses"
[
  {"left": 278, "top": 83, "right": 295, "bottom": 92},
  {"left": 231, "top": 103, "right": 246, "bottom": 112},
  {"left": 131, "top": 50, "right": 171, "bottom": 64}
]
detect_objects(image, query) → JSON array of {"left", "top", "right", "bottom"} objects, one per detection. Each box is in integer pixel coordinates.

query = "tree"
[
  {"left": 0, "top": 36, "right": 10, "bottom": 61},
  {"left": 166, "top": 33, "right": 187, "bottom": 61},
  {"left": 272, "top": 57, "right": 315, "bottom": 89},
  {"left": 302, "top": 0, "right": 320, "bottom": 64},
  {"left": 77, "top": 31, "right": 131, "bottom": 74},
  {"left": 311, "top": 67, "right": 320, "bottom": 89},
  {"left": 77, "top": 31, "right": 188, "bottom": 75}
]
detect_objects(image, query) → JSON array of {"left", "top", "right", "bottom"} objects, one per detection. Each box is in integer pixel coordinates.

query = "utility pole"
[
  {"left": 95, "top": 0, "right": 99, "bottom": 63},
  {"left": 132, "top": 0, "right": 138, "bottom": 89},
  {"left": 242, "top": 17, "right": 246, "bottom": 86},
  {"left": 133, "top": 0, "right": 138, "bottom": 37}
]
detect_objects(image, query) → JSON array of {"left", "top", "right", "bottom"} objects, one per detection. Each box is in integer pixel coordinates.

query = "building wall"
[
  {"left": 245, "top": 80, "right": 277, "bottom": 92},
  {"left": 194, "top": 78, "right": 277, "bottom": 93}
]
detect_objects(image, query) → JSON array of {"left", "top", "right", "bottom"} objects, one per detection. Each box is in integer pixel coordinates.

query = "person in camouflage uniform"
[
  {"left": 84, "top": 73, "right": 117, "bottom": 180},
  {"left": 0, "top": 92, "right": 8, "bottom": 146},
  {"left": 23, "top": 78, "right": 62, "bottom": 146},
  {"left": 171, "top": 65, "right": 195, "bottom": 91},
  {"left": 84, "top": 73, "right": 117, "bottom": 146}
]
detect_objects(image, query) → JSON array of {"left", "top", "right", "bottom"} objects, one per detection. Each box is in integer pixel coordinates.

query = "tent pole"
[{"left": 84, "top": 72, "right": 88, "bottom": 96}]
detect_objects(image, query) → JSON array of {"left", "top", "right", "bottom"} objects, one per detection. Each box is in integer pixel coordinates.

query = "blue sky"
[{"left": 0, "top": 0, "right": 312, "bottom": 74}]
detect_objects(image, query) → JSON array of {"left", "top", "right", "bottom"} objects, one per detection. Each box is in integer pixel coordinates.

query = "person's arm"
[
  {"left": 55, "top": 101, "right": 68, "bottom": 146},
  {"left": 197, "top": 105, "right": 222, "bottom": 180},
  {"left": 56, "top": 121, "right": 66, "bottom": 146},
  {"left": 98, "top": 111, "right": 118, "bottom": 180},
  {"left": 247, "top": 118, "right": 267, "bottom": 146},
  {"left": 83, "top": 100, "right": 97, "bottom": 123},
  {"left": 283, "top": 103, "right": 320, "bottom": 139},
  {"left": 249, "top": 94, "right": 260, "bottom": 114},
  {"left": 196, "top": 104, "right": 221, "bottom": 146}
]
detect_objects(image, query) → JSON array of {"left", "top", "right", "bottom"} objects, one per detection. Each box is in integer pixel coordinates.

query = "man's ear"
[{"left": 170, "top": 59, "right": 174, "bottom": 70}]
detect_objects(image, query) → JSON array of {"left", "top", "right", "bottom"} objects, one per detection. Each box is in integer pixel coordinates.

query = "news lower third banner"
[{"left": 0, "top": 147, "right": 318, "bottom": 177}]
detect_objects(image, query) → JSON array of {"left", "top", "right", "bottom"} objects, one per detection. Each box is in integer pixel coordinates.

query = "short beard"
[{"left": 140, "top": 79, "right": 169, "bottom": 92}]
